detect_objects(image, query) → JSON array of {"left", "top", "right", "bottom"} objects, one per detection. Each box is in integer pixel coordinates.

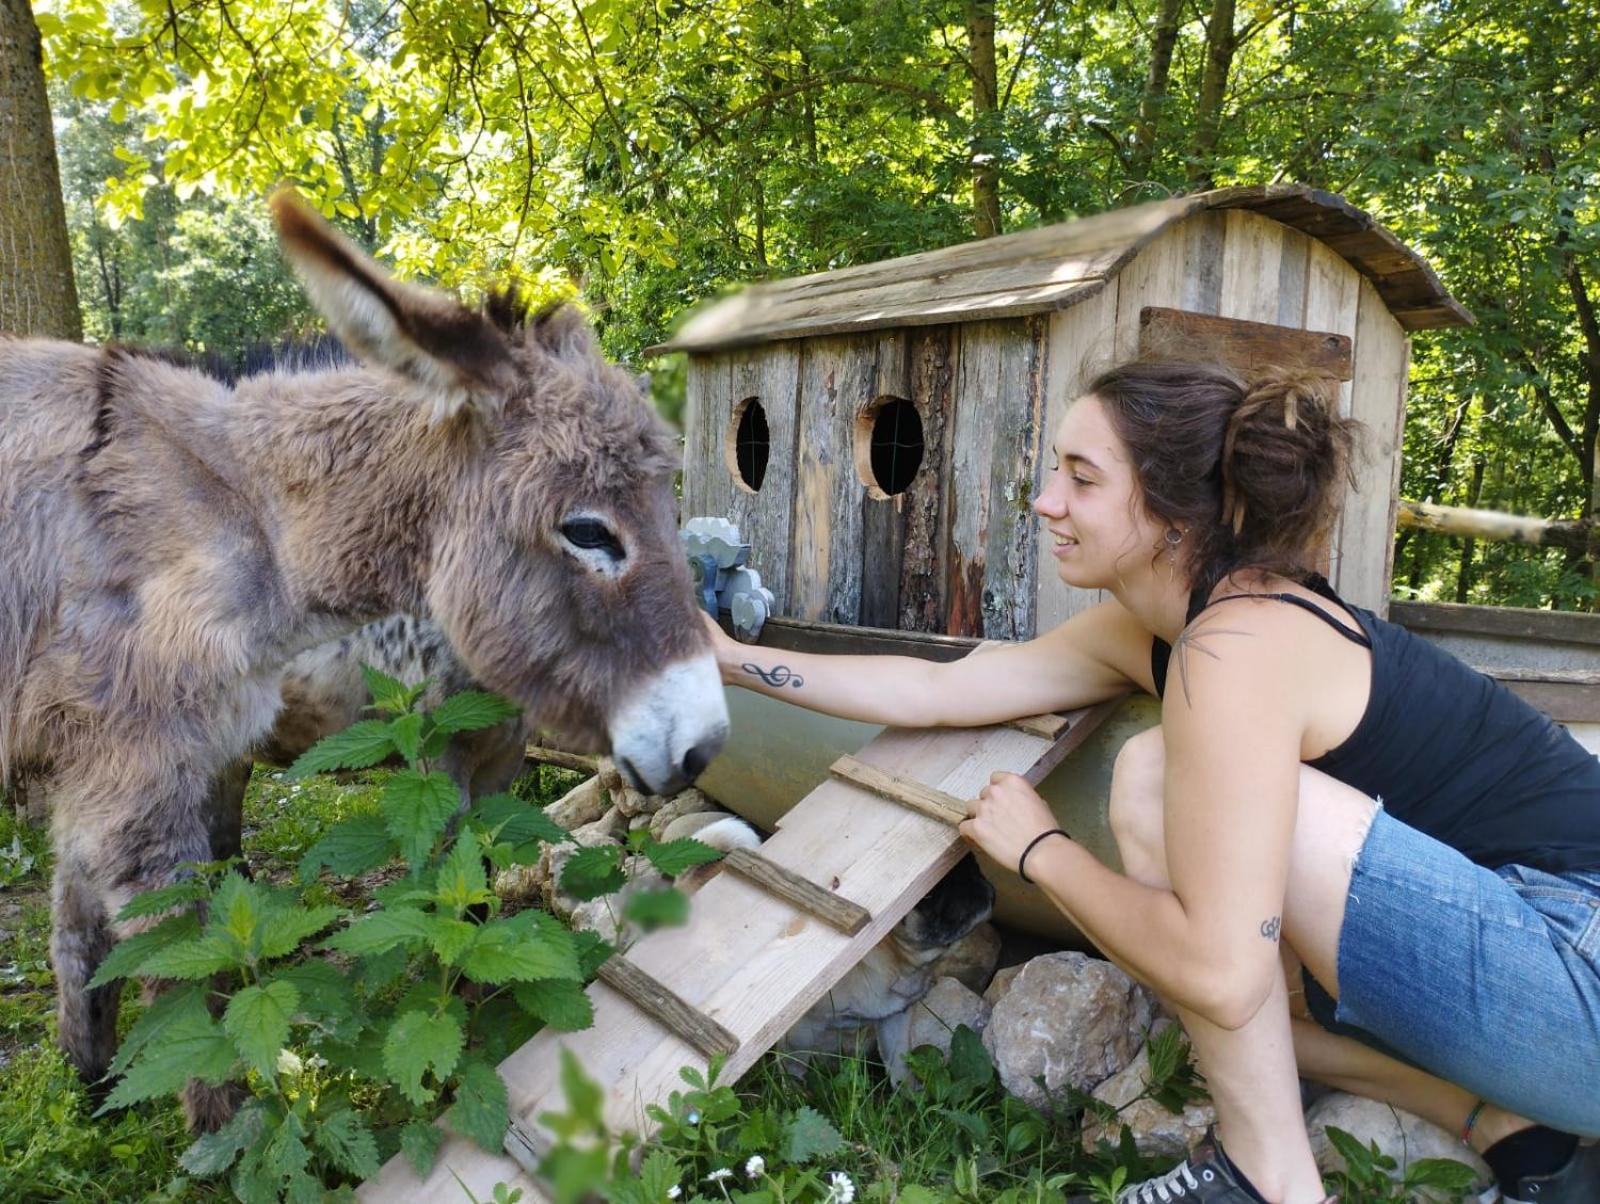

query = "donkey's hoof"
[{"left": 183, "top": 1078, "right": 248, "bottom": 1133}]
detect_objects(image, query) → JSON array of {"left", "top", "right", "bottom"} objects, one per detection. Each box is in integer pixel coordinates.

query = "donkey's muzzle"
[{"left": 608, "top": 653, "right": 729, "bottom": 797}]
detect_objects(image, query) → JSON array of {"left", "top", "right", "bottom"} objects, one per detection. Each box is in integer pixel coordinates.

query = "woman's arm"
[
  {"left": 960, "top": 606, "right": 1306, "bottom": 1028},
  {"left": 707, "top": 600, "right": 1149, "bottom": 729}
]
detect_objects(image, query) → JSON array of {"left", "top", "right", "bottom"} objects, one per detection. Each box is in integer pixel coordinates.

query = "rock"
[
  {"left": 614, "top": 785, "right": 665, "bottom": 818},
  {"left": 648, "top": 788, "right": 720, "bottom": 839},
  {"left": 596, "top": 757, "right": 626, "bottom": 797},
  {"left": 659, "top": 810, "right": 737, "bottom": 843},
  {"left": 493, "top": 862, "right": 543, "bottom": 907},
  {"left": 928, "top": 922, "right": 1001, "bottom": 994},
  {"left": 546, "top": 776, "right": 606, "bottom": 831},
  {"left": 1082, "top": 1029, "right": 1215, "bottom": 1158},
  {"left": 1305, "top": 1093, "right": 1492, "bottom": 1202},
  {"left": 881, "top": 977, "right": 993, "bottom": 1088},
  {"left": 570, "top": 807, "right": 629, "bottom": 847},
  {"left": 982, "top": 952, "right": 1152, "bottom": 1111},
  {"left": 983, "top": 963, "right": 1026, "bottom": 1008}
]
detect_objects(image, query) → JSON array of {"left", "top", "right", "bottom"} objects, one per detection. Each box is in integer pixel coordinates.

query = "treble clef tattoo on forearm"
[{"left": 741, "top": 662, "right": 805, "bottom": 689}]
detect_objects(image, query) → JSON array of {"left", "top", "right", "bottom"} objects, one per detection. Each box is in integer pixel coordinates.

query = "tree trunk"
[
  {"left": 966, "top": 0, "right": 1002, "bottom": 239},
  {"left": 1454, "top": 459, "right": 1486, "bottom": 603},
  {"left": 1132, "top": 0, "right": 1184, "bottom": 180},
  {"left": 1189, "top": 0, "right": 1237, "bottom": 190},
  {"left": 0, "top": 0, "right": 80, "bottom": 339}
]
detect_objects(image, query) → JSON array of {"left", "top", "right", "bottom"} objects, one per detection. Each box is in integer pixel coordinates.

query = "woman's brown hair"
[{"left": 1086, "top": 359, "right": 1362, "bottom": 596}]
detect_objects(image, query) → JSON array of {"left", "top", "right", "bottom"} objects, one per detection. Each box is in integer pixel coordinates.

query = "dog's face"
[{"left": 894, "top": 854, "right": 996, "bottom": 956}]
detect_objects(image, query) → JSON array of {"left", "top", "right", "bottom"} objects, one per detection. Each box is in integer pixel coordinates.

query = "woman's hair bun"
[{"left": 1220, "top": 371, "right": 1354, "bottom": 539}]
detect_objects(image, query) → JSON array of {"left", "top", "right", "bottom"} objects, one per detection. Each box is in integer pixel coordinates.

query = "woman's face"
[{"left": 1033, "top": 395, "right": 1167, "bottom": 591}]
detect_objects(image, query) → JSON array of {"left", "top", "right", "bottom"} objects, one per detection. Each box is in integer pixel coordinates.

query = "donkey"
[{"left": 0, "top": 190, "right": 728, "bottom": 1127}]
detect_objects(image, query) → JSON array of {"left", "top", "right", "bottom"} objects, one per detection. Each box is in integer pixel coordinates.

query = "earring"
[{"left": 1164, "top": 526, "right": 1184, "bottom": 566}]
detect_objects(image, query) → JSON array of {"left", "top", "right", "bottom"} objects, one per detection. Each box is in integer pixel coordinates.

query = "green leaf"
[
  {"left": 948, "top": 1024, "right": 995, "bottom": 1094},
  {"left": 400, "top": 1120, "right": 445, "bottom": 1177},
  {"left": 430, "top": 690, "right": 520, "bottom": 735},
  {"left": 622, "top": 887, "right": 689, "bottom": 931},
  {"left": 446, "top": 1058, "right": 510, "bottom": 1153},
  {"left": 389, "top": 711, "right": 427, "bottom": 762},
  {"left": 88, "top": 912, "right": 201, "bottom": 989},
  {"left": 1402, "top": 1158, "right": 1479, "bottom": 1191},
  {"left": 1324, "top": 1126, "right": 1377, "bottom": 1182},
  {"left": 322, "top": 907, "right": 435, "bottom": 957},
  {"left": 383, "top": 1009, "right": 465, "bottom": 1106},
  {"left": 108, "top": 983, "right": 208, "bottom": 1078},
  {"left": 460, "top": 914, "right": 580, "bottom": 985},
  {"left": 512, "top": 979, "right": 594, "bottom": 1032},
  {"left": 641, "top": 837, "right": 723, "bottom": 877},
  {"left": 559, "top": 844, "right": 626, "bottom": 901},
  {"left": 257, "top": 905, "right": 342, "bottom": 959},
  {"left": 781, "top": 1105, "right": 843, "bottom": 1164},
  {"left": 573, "top": 930, "right": 614, "bottom": 978},
  {"left": 382, "top": 769, "right": 460, "bottom": 867},
  {"left": 286, "top": 719, "right": 398, "bottom": 778},
  {"left": 312, "top": 1108, "right": 381, "bottom": 1179},
  {"left": 99, "top": 993, "right": 238, "bottom": 1112},
  {"left": 300, "top": 813, "right": 395, "bottom": 880},
  {"left": 210, "top": 871, "right": 266, "bottom": 950},
  {"left": 429, "top": 916, "right": 480, "bottom": 965},
  {"left": 269, "top": 962, "right": 354, "bottom": 1027},
  {"left": 435, "top": 828, "right": 491, "bottom": 913},
  {"left": 224, "top": 980, "right": 300, "bottom": 1080},
  {"left": 179, "top": 1098, "right": 266, "bottom": 1177},
  {"left": 261, "top": 1110, "right": 312, "bottom": 1181},
  {"left": 135, "top": 932, "right": 242, "bottom": 980},
  {"left": 113, "top": 878, "right": 208, "bottom": 923},
  {"left": 361, "top": 662, "right": 423, "bottom": 715},
  {"left": 469, "top": 793, "right": 568, "bottom": 847}
]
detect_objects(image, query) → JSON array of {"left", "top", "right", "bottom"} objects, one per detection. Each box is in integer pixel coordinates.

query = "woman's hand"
[
  {"left": 699, "top": 610, "right": 738, "bottom": 682},
  {"left": 959, "top": 771, "right": 1073, "bottom": 876}
]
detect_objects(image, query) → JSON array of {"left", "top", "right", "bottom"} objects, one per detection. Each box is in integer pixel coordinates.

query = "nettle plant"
[{"left": 92, "top": 667, "right": 719, "bottom": 1203}]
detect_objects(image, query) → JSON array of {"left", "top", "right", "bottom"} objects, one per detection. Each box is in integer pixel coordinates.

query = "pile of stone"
[
  {"left": 493, "top": 757, "right": 755, "bottom": 944},
  {"left": 894, "top": 947, "right": 1491, "bottom": 1198}
]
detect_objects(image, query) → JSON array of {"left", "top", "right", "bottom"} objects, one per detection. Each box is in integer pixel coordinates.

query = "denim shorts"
[{"left": 1302, "top": 807, "right": 1600, "bottom": 1137}]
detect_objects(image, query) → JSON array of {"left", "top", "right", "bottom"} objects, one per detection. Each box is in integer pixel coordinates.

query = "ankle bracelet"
[{"left": 1461, "top": 1099, "right": 1487, "bottom": 1145}]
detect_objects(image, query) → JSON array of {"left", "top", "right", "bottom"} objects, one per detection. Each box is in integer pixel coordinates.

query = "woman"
[{"left": 704, "top": 361, "right": 1600, "bottom": 1204}]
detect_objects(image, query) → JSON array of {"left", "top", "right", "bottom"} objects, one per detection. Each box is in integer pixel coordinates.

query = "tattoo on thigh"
[
  {"left": 1260, "top": 915, "right": 1281, "bottom": 941},
  {"left": 741, "top": 663, "right": 804, "bottom": 689}
]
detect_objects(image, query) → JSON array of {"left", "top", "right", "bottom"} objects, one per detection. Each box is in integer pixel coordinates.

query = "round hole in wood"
[
  {"left": 726, "top": 397, "right": 769, "bottom": 493},
  {"left": 854, "top": 395, "right": 924, "bottom": 499}
]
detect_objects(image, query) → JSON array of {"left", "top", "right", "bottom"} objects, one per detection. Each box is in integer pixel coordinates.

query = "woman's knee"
[{"left": 1109, "top": 727, "right": 1166, "bottom": 871}]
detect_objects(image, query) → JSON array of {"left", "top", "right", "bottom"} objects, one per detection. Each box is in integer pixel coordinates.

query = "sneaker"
[
  {"left": 1503, "top": 1138, "right": 1600, "bottom": 1203},
  {"left": 1070, "top": 1133, "right": 1339, "bottom": 1203}
]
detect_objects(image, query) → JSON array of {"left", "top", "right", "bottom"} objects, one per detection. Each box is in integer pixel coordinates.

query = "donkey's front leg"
[{"left": 50, "top": 852, "right": 123, "bottom": 1091}]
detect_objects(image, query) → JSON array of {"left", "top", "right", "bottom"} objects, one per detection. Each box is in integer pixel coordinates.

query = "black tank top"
[{"left": 1151, "top": 575, "right": 1600, "bottom": 873}]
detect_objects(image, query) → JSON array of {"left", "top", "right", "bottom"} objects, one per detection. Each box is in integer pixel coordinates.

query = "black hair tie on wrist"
[{"left": 1018, "top": 828, "right": 1070, "bottom": 885}]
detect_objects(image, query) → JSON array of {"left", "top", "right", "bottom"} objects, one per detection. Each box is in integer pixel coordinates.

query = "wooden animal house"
[{"left": 654, "top": 184, "right": 1470, "bottom": 636}]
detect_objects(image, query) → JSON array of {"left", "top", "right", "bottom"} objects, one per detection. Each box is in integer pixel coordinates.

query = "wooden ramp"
[{"left": 359, "top": 703, "right": 1116, "bottom": 1202}]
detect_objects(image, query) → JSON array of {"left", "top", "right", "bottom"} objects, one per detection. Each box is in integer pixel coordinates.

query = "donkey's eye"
[{"left": 559, "top": 518, "right": 625, "bottom": 560}]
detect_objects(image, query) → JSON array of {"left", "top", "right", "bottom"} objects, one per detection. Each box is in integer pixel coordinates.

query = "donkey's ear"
[{"left": 269, "top": 188, "right": 515, "bottom": 423}]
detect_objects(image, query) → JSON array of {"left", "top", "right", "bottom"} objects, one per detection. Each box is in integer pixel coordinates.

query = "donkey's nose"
[{"left": 680, "top": 737, "right": 720, "bottom": 783}]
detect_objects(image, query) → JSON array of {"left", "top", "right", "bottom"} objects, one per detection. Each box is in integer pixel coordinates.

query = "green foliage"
[
  {"left": 84, "top": 681, "right": 616, "bottom": 1197},
  {"left": 1321, "top": 1126, "right": 1481, "bottom": 1203}
]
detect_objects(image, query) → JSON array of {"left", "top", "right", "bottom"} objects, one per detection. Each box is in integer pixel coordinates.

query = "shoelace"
[{"left": 1119, "top": 1160, "right": 1201, "bottom": 1204}]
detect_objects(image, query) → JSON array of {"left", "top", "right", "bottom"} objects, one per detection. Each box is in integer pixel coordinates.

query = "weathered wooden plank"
[
  {"left": 722, "top": 847, "right": 872, "bottom": 935},
  {"left": 947, "top": 320, "right": 1042, "bottom": 638},
  {"left": 1038, "top": 282, "right": 1120, "bottom": 628},
  {"left": 1390, "top": 600, "right": 1600, "bottom": 647},
  {"left": 1219, "top": 209, "right": 1285, "bottom": 325},
  {"left": 685, "top": 355, "right": 737, "bottom": 524},
  {"left": 789, "top": 337, "right": 875, "bottom": 622},
  {"left": 830, "top": 754, "right": 969, "bottom": 825},
  {"left": 899, "top": 327, "right": 958, "bottom": 633},
  {"left": 596, "top": 956, "right": 740, "bottom": 1057},
  {"left": 1276, "top": 229, "right": 1312, "bottom": 328},
  {"left": 1179, "top": 210, "right": 1227, "bottom": 314},
  {"left": 1337, "top": 279, "right": 1409, "bottom": 613},
  {"left": 859, "top": 332, "right": 915, "bottom": 628},
  {"left": 1008, "top": 713, "right": 1070, "bottom": 739},
  {"left": 1138, "top": 308, "right": 1352, "bottom": 379},
  {"left": 729, "top": 345, "right": 801, "bottom": 609},
  {"left": 1114, "top": 221, "right": 1189, "bottom": 361}
]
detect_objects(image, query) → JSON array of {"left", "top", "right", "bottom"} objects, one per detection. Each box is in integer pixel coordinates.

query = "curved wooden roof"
[{"left": 649, "top": 185, "right": 1471, "bottom": 354}]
